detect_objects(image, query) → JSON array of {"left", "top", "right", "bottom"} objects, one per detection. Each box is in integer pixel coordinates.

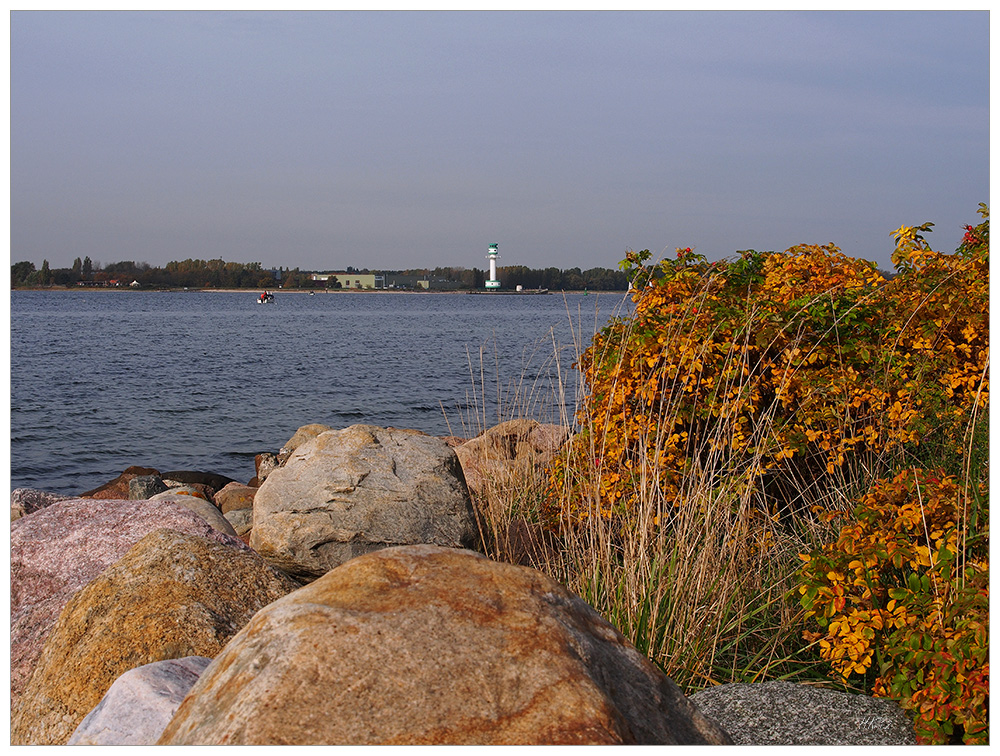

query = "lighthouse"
[{"left": 486, "top": 243, "right": 500, "bottom": 289}]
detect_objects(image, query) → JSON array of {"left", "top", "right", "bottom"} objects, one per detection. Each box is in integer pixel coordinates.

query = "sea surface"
[{"left": 10, "top": 289, "right": 632, "bottom": 496}]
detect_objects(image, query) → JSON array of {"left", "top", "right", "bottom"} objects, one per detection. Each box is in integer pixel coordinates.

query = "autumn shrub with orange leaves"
[
  {"left": 796, "top": 207, "right": 988, "bottom": 744},
  {"left": 543, "top": 206, "right": 988, "bottom": 738}
]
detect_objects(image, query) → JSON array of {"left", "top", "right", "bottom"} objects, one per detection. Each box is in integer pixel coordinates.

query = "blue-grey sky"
[{"left": 10, "top": 10, "right": 989, "bottom": 273}]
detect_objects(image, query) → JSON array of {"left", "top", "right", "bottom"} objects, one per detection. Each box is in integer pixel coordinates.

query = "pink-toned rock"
[
  {"left": 214, "top": 482, "right": 258, "bottom": 514},
  {"left": 10, "top": 497, "right": 249, "bottom": 708},
  {"left": 158, "top": 545, "right": 732, "bottom": 746}
]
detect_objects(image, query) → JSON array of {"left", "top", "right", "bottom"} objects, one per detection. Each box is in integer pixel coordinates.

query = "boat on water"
[{"left": 257, "top": 291, "right": 275, "bottom": 304}]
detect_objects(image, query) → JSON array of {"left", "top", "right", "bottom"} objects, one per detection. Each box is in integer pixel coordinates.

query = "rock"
[
  {"left": 224, "top": 508, "right": 253, "bottom": 538},
  {"left": 128, "top": 475, "right": 167, "bottom": 500},
  {"left": 158, "top": 545, "right": 732, "bottom": 746},
  {"left": 251, "top": 424, "right": 480, "bottom": 581},
  {"left": 689, "top": 680, "right": 916, "bottom": 745},
  {"left": 11, "top": 488, "right": 72, "bottom": 521},
  {"left": 455, "top": 419, "right": 570, "bottom": 494},
  {"left": 11, "top": 529, "right": 299, "bottom": 745},
  {"left": 10, "top": 497, "right": 249, "bottom": 709},
  {"left": 157, "top": 482, "right": 212, "bottom": 501},
  {"left": 158, "top": 470, "right": 238, "bottom": 496},
  {"left": 79, "top": 465, "right": 161, "bottom": 498},
  {"left": 278, "top": 423, "right": 332, "bottom": 461},
  {"left": 214, "top": 482, "right": 257, "bottom": 514},
  {"left": 254, "top": 452, "right": 279, "bottom": 483},
  {"left": 147, "top": 491, "right": 238, "bottom": 538},
  {"left": 67, "top": 657, "right": 213, "bottom": 745}
]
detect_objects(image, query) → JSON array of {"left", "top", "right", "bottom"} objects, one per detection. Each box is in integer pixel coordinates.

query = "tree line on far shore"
[{"left": 10, "top": 257, "right": 630, "bottom": 291}]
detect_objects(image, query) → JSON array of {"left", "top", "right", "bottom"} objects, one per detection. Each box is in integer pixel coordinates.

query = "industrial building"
[{"left": 310, "top": 272, "right": 431, "bottom": 290}]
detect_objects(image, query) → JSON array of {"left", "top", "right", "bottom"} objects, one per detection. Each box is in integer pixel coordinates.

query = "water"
[{"left": 10, "top": 289, "right": 631, "bottom": 495}]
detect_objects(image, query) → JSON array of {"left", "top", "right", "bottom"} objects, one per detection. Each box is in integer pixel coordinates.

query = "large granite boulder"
[
  {"left": 10, "top": 497, "right": 249, "bottom": 708},
  {"left": 158, "top": 545, "right": 732, "bottom": 745},
  {"left": 10, "top": 488, "right": 72, "bottom": 521},
  {"left": 11, "top": 529, "right": 299, "bottom": 745},
  {"left": 455, "top": 419, "right": 570, "bottom": 494},
  {"left": 67, "top": 657, "right": 213, "bottom": 746},
  {"left": 251, "top": 425, "right": 480, "bottom": 581},
  {"left": 689, "top": 680, "right": 916, "bottom": 745}
]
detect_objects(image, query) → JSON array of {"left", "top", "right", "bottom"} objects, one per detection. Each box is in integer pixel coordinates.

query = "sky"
[{"left": 8, "top": 10, "right": 990, "bottom": 273}]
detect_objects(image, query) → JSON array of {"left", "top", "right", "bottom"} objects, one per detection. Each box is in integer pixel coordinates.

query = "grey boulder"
[
  {"left": 689, "top": 679, "right": 916, "bottom": 745},
  {"left": 251, "top": 425, "right": 480, "bottom": 580}
]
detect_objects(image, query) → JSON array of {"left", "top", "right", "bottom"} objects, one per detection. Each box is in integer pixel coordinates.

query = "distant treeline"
[
  {"left": 11, "top": 257, "right": 630, "bottom": 291},
  {"left": 10, "top": 257, "right": 278, "bottom": 289}
]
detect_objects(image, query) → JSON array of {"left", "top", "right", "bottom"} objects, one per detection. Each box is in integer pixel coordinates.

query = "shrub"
[
  {"left": 546, "top": 208, "right": 987, "bottom": 530},
  {"left": 540, "top": 206, "right": 988, "bottom": 727}
]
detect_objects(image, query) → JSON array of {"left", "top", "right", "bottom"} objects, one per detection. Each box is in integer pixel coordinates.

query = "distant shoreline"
[{"left": 13, "top": 286, "right": 625, "bottom": 295}]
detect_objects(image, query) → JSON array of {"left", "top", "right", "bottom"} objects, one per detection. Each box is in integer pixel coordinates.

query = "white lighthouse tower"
[{"left": 485, "top": 243, "right": 501, "bottom": 289}]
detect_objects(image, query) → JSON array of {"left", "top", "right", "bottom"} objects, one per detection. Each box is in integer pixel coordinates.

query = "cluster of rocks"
[{"left": 10, "top": 421, "right": 917, "bottom": 745}]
